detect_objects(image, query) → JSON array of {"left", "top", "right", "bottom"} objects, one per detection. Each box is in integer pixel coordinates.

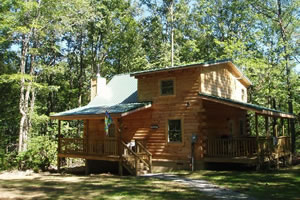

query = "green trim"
[
  {"left": 198, "top": 92, "right": 295, "bottom": 117},
  {"left": 51, "top": 102, "right": 151, "bottom": 117}
]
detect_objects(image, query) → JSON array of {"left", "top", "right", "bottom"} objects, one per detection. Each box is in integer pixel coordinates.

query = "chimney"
[{"left": 90, "top": 73, "right": 106, "bottom": 100}]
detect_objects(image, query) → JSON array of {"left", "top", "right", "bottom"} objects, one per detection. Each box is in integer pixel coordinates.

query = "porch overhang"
[
  {"left": 50, "top": 102, "right": 152, "bottom": 120},
  {"left": 199, "top": 93, "right": 295, "bottom": 119}
]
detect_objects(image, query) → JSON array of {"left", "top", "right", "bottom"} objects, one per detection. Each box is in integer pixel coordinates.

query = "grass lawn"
[
  {"left": 174, "top": 164, "right": 300, "bottom": 200},
  {"left": 0, "top": 172, "right": 215, "bottom": 200}
]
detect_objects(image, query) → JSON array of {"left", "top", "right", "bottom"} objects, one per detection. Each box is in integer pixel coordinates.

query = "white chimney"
[
  {"left": 96, "top": 73, "right": 106, "bottom": 96},
  {"left": 91, "top": 73, "right": 106, "bottom": 101}
]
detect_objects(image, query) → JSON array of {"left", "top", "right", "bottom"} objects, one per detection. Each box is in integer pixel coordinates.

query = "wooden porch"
[
  {"left": 57, "top": 137, "right": 152, "bottom": 176},
  {"left": 204, "top": 136, "right": 291, "bottom": 165}
]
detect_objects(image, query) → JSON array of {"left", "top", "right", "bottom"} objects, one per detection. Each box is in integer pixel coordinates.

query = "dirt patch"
[{"left": 0, "top": 170, "right": 213, "bottom": 200}]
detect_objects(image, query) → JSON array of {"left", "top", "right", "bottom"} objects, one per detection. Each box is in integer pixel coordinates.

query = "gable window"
[
  {"left": 241, "top": 89, "right": 245, "bottom": 101},
  {"left": 168, "top": 119, "right": 182, "bottom": 142},
  {"left": 161, "top": 79, "right": 174, "bottom": 96}
]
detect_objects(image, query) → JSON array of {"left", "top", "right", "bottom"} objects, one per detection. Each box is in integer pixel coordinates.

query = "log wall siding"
[
  {"left": 202, "top": 100, "right": 247, "bottom": 138},
  {"left": 136, "top": 68, "right": 203, "bottom": 161},
  {"left": 200, "top": 64, "right": 248, "bottom": 102},
  {"left": 122, "top": 108, "right": 152, "bottom": 142},
  {"left": 87, "top": 119, "right": 105, "bottom": 141}
]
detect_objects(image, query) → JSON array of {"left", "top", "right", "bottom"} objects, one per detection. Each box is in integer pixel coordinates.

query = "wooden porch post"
[
  {"left": 255, "top": 113, "right": 261, "bottom": 170},
  {"left": 117, "top": 118, "right": 123, "bottom": 176},
  {"left": 287, "top": 119, "right": 290, "bottom": 136},
  {"left": 57, "top": 120, "right": 61, "bottom": 172},
  {"left": 265, "top": 116, "right": 269, "bottom": 137},
  {"left": 255, "top": 113, "right": 258, "bottom": 139},
  {"left": 287, "top": 118, "right": 292, "bottom": 164},
  {"left": 272, "top": 117, "right": 277, "bottom": 137},
  {"left": 85, "top": 120, "right": 89, "bottom": 154},
  {"left": 85, "top": 159, "right": 89, "bottom": 175}
]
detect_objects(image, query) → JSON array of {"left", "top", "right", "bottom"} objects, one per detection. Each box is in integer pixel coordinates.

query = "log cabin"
[{"left": 50, "top": 59, "right": 295, "bottom": 175}]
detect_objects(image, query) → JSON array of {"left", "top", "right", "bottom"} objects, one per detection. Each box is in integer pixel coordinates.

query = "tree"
[{"left": 249, "top": 0, "right": 299, "bottom": 153}]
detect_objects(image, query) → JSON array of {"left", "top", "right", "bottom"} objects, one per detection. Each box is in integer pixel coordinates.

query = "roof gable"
[{"left": 131, "top": 59, "right": 252, "bottom": 87}]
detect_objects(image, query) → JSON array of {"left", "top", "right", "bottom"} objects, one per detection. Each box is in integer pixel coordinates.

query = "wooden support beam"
[
  {"left": 117, "top": 118, "right": 123, "bottom": 176},
  {"left": 287, "top": 119, "right": 290, "bottom": 136},
  {"left": 255, "top": 113, "right": 260, "bottom": 170},
  {"left": 255, "top": 114, "right": 258, "bottom": 138},
  {"left": 85, "top": 159, "right": 89, "bottom": 175},
  {"left": 86, "top": 120, "right": 89, "bottom": 154},
  {"left": 265, "top": 116, "right": 269, "bottom": 137},
  {"left": 272, "top": 117, "right": 277, "bottom": 137},
  {"left": 57, "top": 120, "right": 61, "bottom": 172},
  {"left": 57, "top": 156, "right": 61, "bottom": 173}
]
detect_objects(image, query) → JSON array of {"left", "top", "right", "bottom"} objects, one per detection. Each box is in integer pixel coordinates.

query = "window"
[
  {"left": 241, "top": 89, "right": 245, "bottom": 101},
  {"left": 108, "top": 123, "right": 115, "bottom": 137},
  {"left": 161, "top": 79, "right": 174, "bottom": 96},
  {"left": 168, "top": 119, "right": 182, "bottom": 142}
]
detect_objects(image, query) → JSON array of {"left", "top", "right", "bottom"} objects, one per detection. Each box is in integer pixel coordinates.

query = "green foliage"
[
  {"left": 17, "top": 135, "right": 57, "bottom": 171},
  {"left": 0, "top": 0, "right": 299, "bottom": 171}
]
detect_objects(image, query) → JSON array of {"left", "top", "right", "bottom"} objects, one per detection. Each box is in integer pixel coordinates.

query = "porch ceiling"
[{"left": 199, "top": 93, "right": 295, "bottom": 119}]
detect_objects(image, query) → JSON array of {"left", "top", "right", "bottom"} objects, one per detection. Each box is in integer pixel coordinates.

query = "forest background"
[{"left": 0, "top": 0, "right": 299, "bottom": 171}]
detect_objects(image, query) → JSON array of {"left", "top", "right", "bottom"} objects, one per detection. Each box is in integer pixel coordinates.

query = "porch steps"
[{"left": 121, "top": 141, "right": 152, "bottom": 176}]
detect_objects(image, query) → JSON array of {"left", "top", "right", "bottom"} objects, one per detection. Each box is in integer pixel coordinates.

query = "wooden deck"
[
  {"left": 205, "top": 136, "right": 291, "bottom": 164},
  {"left": 58, "top": 138, "right": 152, "bottom": 175},
  {"left": 58, "top": 138, "right": 119, "bottom": 160}
]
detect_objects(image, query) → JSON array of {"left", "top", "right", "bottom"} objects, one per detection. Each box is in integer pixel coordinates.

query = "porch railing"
[
  {"left": 59, "top": 138, "right": 118, "bottom": 156},
  {"left": 206, "top": 137, "right": 257, "bottom": 157},
  {"left": 206, "top": 136, "right": 290, "bottom": 158}
]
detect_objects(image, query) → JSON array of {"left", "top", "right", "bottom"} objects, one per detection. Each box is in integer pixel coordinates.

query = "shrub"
[{"left": 17, "top": 135, "right": 57, "bottom": 171}]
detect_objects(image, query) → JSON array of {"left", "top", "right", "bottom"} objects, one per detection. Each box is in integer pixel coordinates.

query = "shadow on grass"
[
  {"left": 0, "top": 173, "right": 215, "bottom": 200},
  {"left": 178, "top": 164, "right": 300, "bottom": 200}
]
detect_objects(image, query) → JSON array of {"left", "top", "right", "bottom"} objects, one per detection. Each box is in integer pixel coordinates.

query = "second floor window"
[
  {"left": 241, "top": 89, "right": 245, "bottom": 101},
  {"left": 161, "top": 79, "right": 174, "bottom": 95}
]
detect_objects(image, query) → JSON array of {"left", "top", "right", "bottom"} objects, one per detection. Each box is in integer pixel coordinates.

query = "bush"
[
  {"left": 17, "top": 135, "right": 57, "bottom": 171},
  {"left": 0, "top": 150, "right": 18, "bottom": 170}
]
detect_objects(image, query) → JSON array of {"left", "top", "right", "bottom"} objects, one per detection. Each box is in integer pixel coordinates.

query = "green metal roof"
[
  {"left": 88, "top": 74, "right": 138, "bottom": 106},
  {"left": 51, "top": 74, "right": 150, "bottom": 119},
  {"left": 51, "top": 102, "right": 151, "bottom": 117},
  {"left": 199, "top": 93, "right": 295, "bottom": 119},
  {"left": 131, "top": 59, "right": 231, "bottom": 75}
]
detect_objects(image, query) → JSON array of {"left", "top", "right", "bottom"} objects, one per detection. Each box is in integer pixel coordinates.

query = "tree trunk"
[
  {"left": 276, "top": 0, "right": 296, "bottom": 154},
  {"left": 18, "top": 36, "right": 29, "bottom": 153}
]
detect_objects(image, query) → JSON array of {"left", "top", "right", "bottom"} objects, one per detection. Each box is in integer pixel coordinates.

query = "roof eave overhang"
[
  {"left": 121, "top": 103, "right": 152, "bottom": 117},
  {"left": 131, "top": 59, "right": 231, "bottom": 77},
  {"left": 131, "top": 61, "right": 252, "bottom": 88},
  {"left": 50, "top": 103, "right": 152, "bottom": 121},
  {"left": 49, "top": 113, "right": 122, "bottom": 120},
  {"left": 227, "top": 62, "right": 252, "bottom": 87},
  {"left": 199, "top": 93, "right": 295, "bottom": 119}
]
